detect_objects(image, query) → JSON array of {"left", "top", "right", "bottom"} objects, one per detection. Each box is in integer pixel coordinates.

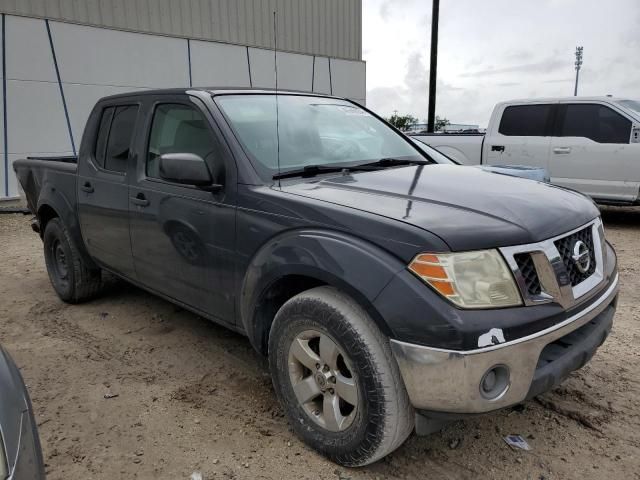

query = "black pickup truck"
[{"left": 14, "top": 88, "right": 618, "bottom": 467}]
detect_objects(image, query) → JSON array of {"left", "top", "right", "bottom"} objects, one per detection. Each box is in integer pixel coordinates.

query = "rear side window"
[
  {"left": 94, "top": 107, "right": 115, "bottom": 168},
  {"left": 559, "top": 104, "right": 631, "bottom": 144},
  {"left": 499, "top": 105, "right": 552, "bottom": 136},
  {"left": 104, "top": 105, "right": 139, "bottom": 173},
  {"left": 93, "top": 104, "right": 139, "bottom": 173}
]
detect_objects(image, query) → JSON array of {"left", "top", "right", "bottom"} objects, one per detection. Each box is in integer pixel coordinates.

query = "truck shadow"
[{"left": 600, "top": 205, "right": 640, "bottom": 229}]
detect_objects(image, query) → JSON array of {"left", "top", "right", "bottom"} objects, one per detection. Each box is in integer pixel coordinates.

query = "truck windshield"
[
  {"left": 215, "top": 94, "right": 422, "bottom": 178},
  {"left": 618, "top": 99, "right": 640, "bottom": 120}
]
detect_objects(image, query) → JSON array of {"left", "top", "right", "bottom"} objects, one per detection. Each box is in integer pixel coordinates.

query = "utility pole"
[
  {"left": 574, "top": 46, "right": 583, "bottom": 96},
  {"left": 427, "top": 0, "right": 439, "bottom": 132}
]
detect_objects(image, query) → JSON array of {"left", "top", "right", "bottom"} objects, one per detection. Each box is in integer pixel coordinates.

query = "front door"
[
  {"left": 128, "top": 97, "right": 236, "bottom": 324},
  {"left": 549, "top": 103, "right": 639, "bottom": 202},
  {"left": 77, "top": 103, "right": 140, "bottom": 278}
]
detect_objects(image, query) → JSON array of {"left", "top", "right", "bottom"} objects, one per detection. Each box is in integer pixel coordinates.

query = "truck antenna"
[{"left": 273, "top": 11, "right": 281, "bottom": 186}]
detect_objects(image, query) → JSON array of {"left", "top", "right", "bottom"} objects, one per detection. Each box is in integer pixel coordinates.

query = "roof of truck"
[
  {"left": 497, "top": 96, "right": 633, "bottom": 105},
  {"left": 99, "top": 87, "right": 342, "bottom": 102}
]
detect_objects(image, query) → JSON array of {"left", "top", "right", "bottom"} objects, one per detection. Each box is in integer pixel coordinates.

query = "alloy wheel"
[{"left": 287, "top": 329, "right": 359, "bottom": 432}]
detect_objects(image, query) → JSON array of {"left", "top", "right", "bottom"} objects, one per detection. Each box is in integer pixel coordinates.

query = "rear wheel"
[
  {"left": 269, "top": 286, "right": 414, "bottom": 466},
  {"left": 43, "top": 218, "right": 102, "bottom": 303}
]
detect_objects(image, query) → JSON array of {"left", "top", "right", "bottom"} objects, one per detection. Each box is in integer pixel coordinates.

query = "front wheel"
[{"left": 268, "top": 286, "right": 414, "bottom": 467}]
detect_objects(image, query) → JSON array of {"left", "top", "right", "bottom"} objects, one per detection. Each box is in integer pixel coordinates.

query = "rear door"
[
  {"left": 77, "top": 101, "right": 140, "bottom": 277},
  {"left": 484, "top": 103, "right": 554, "bottom": 168},
  {"left": 549, "top": 102, "right": 637, "bottom": 202},
  {"left": 128, "top": 94, "right": 236, "bottom": 324}
]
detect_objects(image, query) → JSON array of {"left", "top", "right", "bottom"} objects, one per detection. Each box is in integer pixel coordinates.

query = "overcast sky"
[{"left": 363, "top": 0, "right": 640, "bottom": 127}]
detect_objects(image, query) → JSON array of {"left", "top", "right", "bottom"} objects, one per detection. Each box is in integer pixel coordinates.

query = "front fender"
[{"left": 240, "top": 229, "right": 407, "bottom": 350}]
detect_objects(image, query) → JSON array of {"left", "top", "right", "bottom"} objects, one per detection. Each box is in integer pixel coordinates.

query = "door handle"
[
  {"left": 491, "top": 145, "right": 505, "bottom": 152},
  {"left": 130, "top": 193, "right": 149, "bottom": 207},
  {"left": 81, "top": 182, "right": 94, "bottom": 193},
  {"left": 553, "top": 147, "right": 572, "bottom": 154}
]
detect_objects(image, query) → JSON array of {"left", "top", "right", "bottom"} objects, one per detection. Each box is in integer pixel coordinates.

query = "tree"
[
  {"left": 435, "top": 116, "right": 450, "bottom": 132},
  {"left": 387, "top": 113, "right": 418, "bottom": 131}
]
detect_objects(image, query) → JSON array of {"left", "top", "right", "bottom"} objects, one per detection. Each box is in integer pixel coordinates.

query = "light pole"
[
  {"left": 574, "top": 46, "right": 583, "bottom": 96},
  {"left": 427, "top": 0, "right": 439, "bottom": 133}
]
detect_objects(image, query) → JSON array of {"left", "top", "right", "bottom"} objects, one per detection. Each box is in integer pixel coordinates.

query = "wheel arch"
[
  {"left": 240, "top": 229, "right": 403, "bottom": 355},
  {"left": 36, "top": 191, "right": 98, "bottom": 270}
]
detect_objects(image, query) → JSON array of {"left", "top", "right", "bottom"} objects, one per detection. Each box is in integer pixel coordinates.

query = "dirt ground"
[{"left": 1, "top": 206, "right": 639, "bottom": 480}]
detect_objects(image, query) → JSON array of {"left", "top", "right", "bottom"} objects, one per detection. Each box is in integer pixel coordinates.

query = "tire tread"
[{"left": 44, "top": 218, "right": 102, "bottom": 303}]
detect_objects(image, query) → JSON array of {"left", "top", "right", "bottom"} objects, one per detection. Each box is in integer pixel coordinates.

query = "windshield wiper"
[
  {"left": 362, "top": 157, "right": 432, "bottom": 167},
  {"left": 273, "top": 164, "right": 377, "bottom": 180},
  {"left": 272, "top": 158, "right": 431, "bottom": 180}
]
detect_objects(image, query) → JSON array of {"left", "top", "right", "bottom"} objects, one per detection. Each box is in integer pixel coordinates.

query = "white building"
[{"left": 0, "top": 0, "right": 365, "bottom": 198}]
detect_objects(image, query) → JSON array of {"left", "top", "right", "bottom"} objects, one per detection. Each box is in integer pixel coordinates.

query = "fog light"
[{"left": 480, "top": 365, "right": 510, "bottom": 400}]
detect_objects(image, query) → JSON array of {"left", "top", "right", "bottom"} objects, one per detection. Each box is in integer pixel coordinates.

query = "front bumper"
[{"left": 390, "top": 273, "right": 618, "bottom": 414}]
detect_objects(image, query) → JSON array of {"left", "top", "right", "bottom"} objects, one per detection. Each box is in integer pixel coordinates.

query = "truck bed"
[{"left": 13, "top": 157, "right": 78, "bottom": 217}]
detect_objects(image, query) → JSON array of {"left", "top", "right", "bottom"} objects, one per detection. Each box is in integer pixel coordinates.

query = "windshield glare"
[{"left": 215, "top": 95, "right": 422, "bottom": 176}]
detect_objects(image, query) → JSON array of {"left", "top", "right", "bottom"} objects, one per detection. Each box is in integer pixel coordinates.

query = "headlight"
[{"left": 408, "top": 250, "right": 522, "bottom": 308}]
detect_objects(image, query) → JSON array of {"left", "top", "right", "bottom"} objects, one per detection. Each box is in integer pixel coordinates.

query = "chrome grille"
[
  {"left": 514, "top": 253, "right": 541, "bottom": 295},
  {"left": 499, "top": 218, "right": 606, "bottom": 310},
  {"left": 553, "top": 227, "right": 596, "bottom": 286}
]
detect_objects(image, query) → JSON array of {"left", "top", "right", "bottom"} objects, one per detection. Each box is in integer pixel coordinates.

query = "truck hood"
[{"left": 281, "top": 164, "right": 600, "bottom": 251}]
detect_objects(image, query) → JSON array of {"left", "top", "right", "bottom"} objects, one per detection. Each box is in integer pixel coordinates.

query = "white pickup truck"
[{"left": 414, "top": 97, "right": 640, "bottom": 205}]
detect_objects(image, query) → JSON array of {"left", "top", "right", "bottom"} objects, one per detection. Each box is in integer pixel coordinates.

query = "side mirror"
[{"left": 159, "top": 153, "right": 222, "bottom": 191}]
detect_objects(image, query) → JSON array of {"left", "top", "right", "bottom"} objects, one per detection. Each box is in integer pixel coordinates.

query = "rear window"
[
  {"left": 498, "top": 104, "right": 552, "bottom": 136},
  {"left": 94, "top": 104, "right": 139, "bottom": 173},
  {"left": 559, "top": 104, "right": 631, "bottom": 144}
]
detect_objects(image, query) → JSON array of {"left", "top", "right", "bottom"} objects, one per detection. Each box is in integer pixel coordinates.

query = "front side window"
[
  {"left": 146, "top": 104, "right": 216, "bottom": 179},
  {"left": 560, "top": 104, "right": 631, "bottom": 144},
  {"left": 498, "top": 104, "right": 552, "bottom": 136},
  {"left": 215, "top": 95, "right": 421, "bottom": 177}
]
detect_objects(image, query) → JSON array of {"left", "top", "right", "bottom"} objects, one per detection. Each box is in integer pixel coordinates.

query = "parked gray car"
[{"left": 0, "top": 346, "right": 45, "bottom": 479}]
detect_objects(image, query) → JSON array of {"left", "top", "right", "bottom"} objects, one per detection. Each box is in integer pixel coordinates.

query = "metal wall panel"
[
  {"left": 5, "top": 15, "right": 57, "bottom": 82},
  {"left": 330, "top": 58, "right": 365, "bottom": 105},
  {"left": 7, "top": 79, "right": 71, "bottom": 154},
  {"left": 4, "top": 16, "right": 70, "bottom": 155},
  {"left": 247, "top": 46, "right": 275, "bottom": 88},
  {"left": 190, "top": 40, "right": 251, "bottom": 87},
  {"left": 275, "top": 51, "right": 313, "bottom": 91},
  {"left": 312, "top": 56, "right": 331, "bottom": 95},
  {"left": 0, "top": 0, "right": 362, "bottom": 60},
  {"left": 50, "top": 21, "right": 190, "bottom": 88}
]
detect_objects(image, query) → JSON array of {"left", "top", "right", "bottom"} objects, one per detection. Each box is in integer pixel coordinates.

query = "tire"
[
  {"left": 268, "top": 286, "right": 414, "bottom": 467},
  {"left": 43, "top": 218, "right": 102, "bottom": 303}
]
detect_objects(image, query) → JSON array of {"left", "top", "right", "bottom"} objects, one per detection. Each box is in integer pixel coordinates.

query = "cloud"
[
  {"left": 364, "top": 0, "right": 640, "bottom": 125},
  {"left": 366, "top": 51, "right": 478, "bottom": 123},
  {"left": 460, "top": 58, "right": 566, "bottom": 78}
]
